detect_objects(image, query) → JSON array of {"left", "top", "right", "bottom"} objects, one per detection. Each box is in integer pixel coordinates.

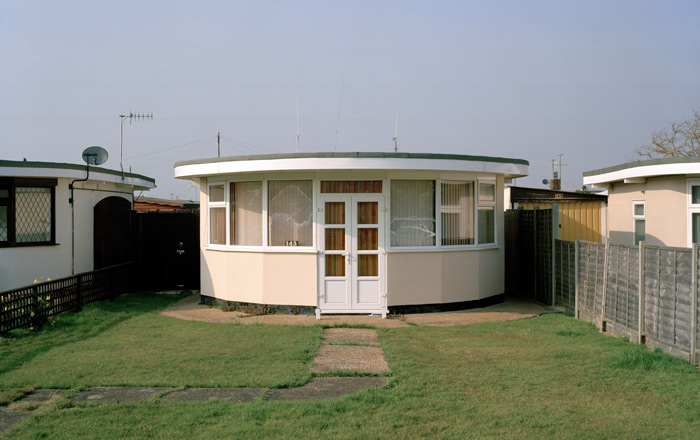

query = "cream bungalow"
[
  {"left": 583, "top": 157, "right": 700, "bottom": 248},
  {"left": 175, "top": 152, "right": 529, "bottom": 317},
  {"left": 0, "top": 159, "right": 155, "bottom": 292}
]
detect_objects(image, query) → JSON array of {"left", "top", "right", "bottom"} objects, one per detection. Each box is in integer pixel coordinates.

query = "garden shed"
[
  {"left": 175, "top": 152, "right": 528, "bottom": 317},
  {"left": 0, "top": 159, "right": 155, "bottom": 292}
]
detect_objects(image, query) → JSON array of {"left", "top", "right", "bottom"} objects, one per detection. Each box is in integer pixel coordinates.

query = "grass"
[
  {"left": 0, "top": 292, "right": 322, "bottom": 389},
  {"left": 3, "top": 298, "right": 700, "bottom": 439}
]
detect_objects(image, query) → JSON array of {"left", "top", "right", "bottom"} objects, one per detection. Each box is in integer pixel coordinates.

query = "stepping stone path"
[{"left": 0, "top": 327, "right": 389, "bottom": 436}]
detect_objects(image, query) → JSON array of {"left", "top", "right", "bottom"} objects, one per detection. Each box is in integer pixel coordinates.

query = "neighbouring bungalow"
[
  {"left": 583, "top": 156, "right": 700, "bottom": 248},
  {"left": 174, "top": 152, "right": 528, "bottom": 318},
  {"left": 0, "top": 159, "right": 155, "bottom": 292}
]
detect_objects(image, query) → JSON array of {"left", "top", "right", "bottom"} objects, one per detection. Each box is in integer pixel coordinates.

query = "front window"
[
  {"left": 390, "top": 180, "right": 435, "bottom": 247},
  {"left": 268, "top": 180, "right": 313, "bottom": 247},
  {"left": 208, "top": 184, "right": 226, "bottom": 245},
  {"left": 633, "top": 201, "right": 645, "bottom": 245},
  {"left": 0, "top": 179, "right": 56, "bottom": 247},
  {"left": 441, "top": 181, "right": 473, "bottom": 245},
  {"left": 477, "top": 182, "right": 496, "bottom": 244},
  {"left": 230, "top": 181, "right": 262, "bottom": 246}
]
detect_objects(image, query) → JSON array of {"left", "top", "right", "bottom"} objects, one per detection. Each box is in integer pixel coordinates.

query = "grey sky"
[{"left": 2, "top": 0, "right": 699, "bottom": 199}]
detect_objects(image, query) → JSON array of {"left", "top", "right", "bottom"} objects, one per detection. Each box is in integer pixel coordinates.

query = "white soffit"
[
  {"left": 583, "top": 162, "right": 700, "bottom": 185},
  {"left": 175, "top": 156, "right": 529, "bottom": 179}
]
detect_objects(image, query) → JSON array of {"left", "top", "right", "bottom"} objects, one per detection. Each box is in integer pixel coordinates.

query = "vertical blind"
[
  {"left": 230, "top": 181, "right": 262, "bottom": 246},
  {"left": 441, "top": 181, "right": 473, "bottom": 245},
  {"left": 390, "top": 180, "right": 435, "bottom": 247}
]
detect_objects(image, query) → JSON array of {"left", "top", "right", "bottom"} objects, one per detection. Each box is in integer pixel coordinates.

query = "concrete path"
[{"left": 0, "top": 328, "right": 390, "bottom": 436}]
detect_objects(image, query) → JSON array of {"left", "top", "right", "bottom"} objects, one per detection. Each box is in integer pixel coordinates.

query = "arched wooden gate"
[{"left": 94, "top": 196, "right": 132, "bottom": 270}]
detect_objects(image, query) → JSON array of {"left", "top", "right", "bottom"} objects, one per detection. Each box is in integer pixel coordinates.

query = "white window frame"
[
  {"left": 207, "top": 182, "right": 228, "bottom": 247},
  {"left": 633, "top": 200, "right": 645, "bottom": 245},
  {"left": 476, "top": 179, "right": 497, "bottom": 246},
  {"left": 687, "top": 179, "right": 700, "bottom": 247}
]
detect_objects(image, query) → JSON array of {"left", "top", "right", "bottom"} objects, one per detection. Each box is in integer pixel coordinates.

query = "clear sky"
[{"left": 2, "top": 0, "right": 700, "bottom": 200}]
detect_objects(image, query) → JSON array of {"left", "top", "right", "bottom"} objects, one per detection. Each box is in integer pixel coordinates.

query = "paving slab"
[
  {"left": 311, "top": 345, "right": 389, "bottom": 374},
  {"left": 267, "top": 377, "right": 389, "bottom": 401},
  {"left": 162, "top": 388, "right": 263, "bottom": 403},
  {"left": 19, "top": 389, "right": 65, "bottom": 402},
  {"left": 0, "top": 408, "right": 31, "bottom": 436},
  {"left": 322, "top": 328, "right": 381, "bottom": 346},
  {"left": 72, "top": 387, "right": 173, "bottom": 403}
]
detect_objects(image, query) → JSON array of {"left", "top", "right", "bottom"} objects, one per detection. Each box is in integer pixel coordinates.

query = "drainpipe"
[{"left": 69, "top": 164, "right": 90, "bottom": 275}]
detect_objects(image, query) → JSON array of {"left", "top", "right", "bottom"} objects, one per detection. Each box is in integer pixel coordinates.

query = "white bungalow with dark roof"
[
  {"left": 175, "top": 152, "right": 528, "bottom": 318},
  {"left": 0, "top": 159, "right": 155, "bottom": 292}
]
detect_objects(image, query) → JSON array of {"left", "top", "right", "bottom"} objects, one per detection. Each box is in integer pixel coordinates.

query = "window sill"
[
  {"left": 0, "top": 242, "right": 59, "bottom": 248},
  {"left": 388, "top": 245, "right": 500, "bottom": 253},
  {"left": 205, "top": 246, "right": 318, "bottom": 254}
]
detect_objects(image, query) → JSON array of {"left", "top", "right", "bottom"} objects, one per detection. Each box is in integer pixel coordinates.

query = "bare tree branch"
[{"left": 636, "top": 109, "right": 700, "bottom": 158}]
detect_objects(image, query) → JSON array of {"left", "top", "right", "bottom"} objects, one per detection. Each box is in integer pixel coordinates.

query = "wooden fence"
[
  {"left": 550, "top": 239, "right": 699, "bottom": 365},
  {"left": 0, "top": 263, "right": 134, "bottom": 334}
]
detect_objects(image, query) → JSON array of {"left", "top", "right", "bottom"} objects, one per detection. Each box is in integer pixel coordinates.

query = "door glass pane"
[
  {"left": 358, "top": 255, "right": 378, "bottom": 276},
  {"left": 325, "top": 202, "right": 345, "bottom": 224},
  {"left": 358, "top": 228, "right": 378, "bottom": 250},
  {"left": 357, "top": 202, "right": 378, "bottom": 224},
  {"left": 325, "top": 255, "right": 345, "bottom": 277},
  {"left": 325, "top": 228, "right": 345, "bottom": 250},
  {"left": 634, "top": 203, "right": 644, "bottom": 216}
]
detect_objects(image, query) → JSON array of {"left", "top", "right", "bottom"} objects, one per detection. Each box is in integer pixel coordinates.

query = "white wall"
[{"left": 0, "top": 178, "right": 133, "bottom": 292}]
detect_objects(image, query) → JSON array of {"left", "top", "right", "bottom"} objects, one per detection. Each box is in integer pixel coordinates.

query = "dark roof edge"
[
  {"left": 0, "top": 159, "right": 155, "bottom": 183},
  {"left": 174, "top": 152, "right": 529, "bottom": 168},
  {"left": 583, "top": 156, "right": 700, "bottom": 177}
]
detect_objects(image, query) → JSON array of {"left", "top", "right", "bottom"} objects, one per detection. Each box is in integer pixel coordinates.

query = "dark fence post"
[
  {"left": 109, "top": 267, "right": 116, "bottom": 301},
  {"left": 76, "top": 274, "right": 83, "bottom": 311},
  {"left": 31, "top": 285, "right": 39, "bottom": 329}
]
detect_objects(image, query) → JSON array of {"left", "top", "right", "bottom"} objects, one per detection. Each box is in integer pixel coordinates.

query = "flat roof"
[
  {"left": 583, "top": 156, "right": 700, "bottom": 186},
  {"left": 0, "top": 159, "right": 156, "bottom": 190},
  {"left": 174, "top": 152, "right": 529, "bottom": 179}
]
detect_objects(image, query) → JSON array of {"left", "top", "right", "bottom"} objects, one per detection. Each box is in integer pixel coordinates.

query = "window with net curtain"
[
  {"left": 268, "top": 180, "right": 313, "bottom": 246},
  {"left": 208, "top": 184, "right": 226, "bottom": 245},
  {"left": 441, "top": 181, "right": 474, "bottom": 245},
  {"left": 390, "top": 180, "right": 435, "bottom": 247},
  {"left": 229, "top": 181, "right": 262, "bottom": 246}
]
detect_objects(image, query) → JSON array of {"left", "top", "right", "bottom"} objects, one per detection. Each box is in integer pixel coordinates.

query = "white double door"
[{"left": 318, "top": 194, "right": 385, "bottom": 315}]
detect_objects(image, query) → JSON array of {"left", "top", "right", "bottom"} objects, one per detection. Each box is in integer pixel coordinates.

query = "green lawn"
[{"left": 3, "top": 294, "right": 700, "bottom": 439}]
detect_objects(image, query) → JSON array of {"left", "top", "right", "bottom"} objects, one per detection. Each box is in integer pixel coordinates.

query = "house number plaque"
[{"left": 285, "top": 241, "right": 299, "bottom": 246}]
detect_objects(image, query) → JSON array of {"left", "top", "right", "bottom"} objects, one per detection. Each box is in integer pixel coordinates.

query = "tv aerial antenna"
[
  {"left": 393, "top": 115, "right": 399, "bottom": 153},
  {"left": 120, "top": 110, "right": 153, "bottom": 178}
]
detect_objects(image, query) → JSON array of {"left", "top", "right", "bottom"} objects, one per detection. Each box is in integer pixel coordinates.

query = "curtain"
[
  {"left": 230, "top": 181, "right": 262, "bottom": 246},
  {"left": 268, "top": 180, "right": 313, "bottom": 246},
  {"left": 441, "top": 181, "right": 474, "bottom": 245},
  {"left": 390, "top": 180, "right": 435, "bottom": 247}
]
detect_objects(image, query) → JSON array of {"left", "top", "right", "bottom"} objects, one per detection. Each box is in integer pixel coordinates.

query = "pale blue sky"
[{"left": 2, "top": 0, "right": 699, "bottom": 199}]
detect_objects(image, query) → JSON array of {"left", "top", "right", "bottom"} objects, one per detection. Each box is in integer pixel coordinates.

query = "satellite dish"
[
  {"left": 542, "top": 179, "right": 549, "bottom": 185},
  {"left": 82, "top": 146, "right": 108, "bottom": 166}
]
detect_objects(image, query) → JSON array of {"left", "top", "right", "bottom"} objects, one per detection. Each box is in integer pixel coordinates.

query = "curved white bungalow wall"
[{"left": 179, "top": 154, "right": 525, "bottom": 314}]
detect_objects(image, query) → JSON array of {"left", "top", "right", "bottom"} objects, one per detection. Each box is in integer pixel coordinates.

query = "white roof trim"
[
  {"left": 0, "top": 165, "right": 155, "bottom": 190},
  {"left": 175, "top": 157, "right": 529, "bottom": 179},
  {"left": 583, "top": 162, "right": 700, "bottom": 185}
]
